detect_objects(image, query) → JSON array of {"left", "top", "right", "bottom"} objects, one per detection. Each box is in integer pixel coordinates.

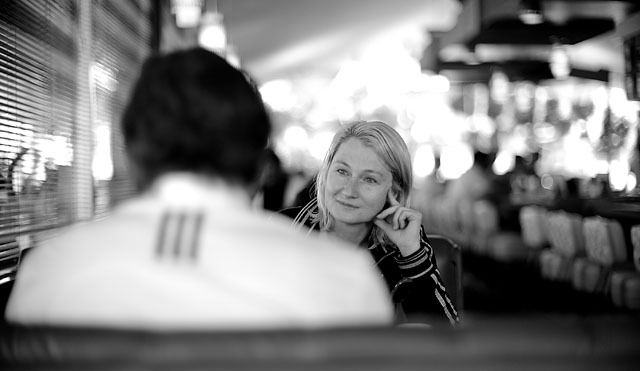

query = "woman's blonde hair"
[{"left": 314, "top": 120, "right": 413, "bottom": 248}]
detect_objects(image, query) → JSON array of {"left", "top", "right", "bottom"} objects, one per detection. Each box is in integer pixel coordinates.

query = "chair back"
[
  {"left": 519, "top": 205, "right": 548, "bottom": 249},
  {"left": 427, "top": 234, "right": 463, "bottom": 313},
  {"left": 630, "top": 224, "right": 640, "bottom": 271},
  {"left": 547, "top": 211, "right": 584, "bottom": 257},
  {"left": 583, "top": 216, "right": 627, "bottom": 266}
]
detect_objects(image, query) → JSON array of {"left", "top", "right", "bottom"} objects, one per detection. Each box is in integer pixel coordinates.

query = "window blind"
[
  {"left": 0, "top": 0, "right": 77, "bottom": 284},
  {"left": 0, "top": 0, "right": 153, "bottom": 284},
  {"left": 92, "top": 0, "right": 152, "bottom": 216}
]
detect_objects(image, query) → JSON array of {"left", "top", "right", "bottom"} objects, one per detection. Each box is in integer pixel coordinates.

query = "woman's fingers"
[
  {"left": 376, "top": 205, "right": 400, "bottom": 220},
  {"left": 394, "top": 208, "right": 415, "bottom": 230},
  {"left": 374, "top": 204, "right": 423, "bottom": 256},
  {"left": 393, "top": 208, "right": 403, "bottom": 229},
  {"left": 398, "top": 210, "right": 408, "bottom": 229},
  {"left": 377, "top": 192, "right": 423, "bottom": 231},
  {"left": 387, "top": 189, "right": 400, "bottom": 206},
  {"left": 378, "top": 206, "right": 418, "bottom": 230}
]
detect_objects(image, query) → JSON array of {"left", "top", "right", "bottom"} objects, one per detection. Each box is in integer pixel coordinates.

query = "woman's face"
[{"left": 324, "top": 138, "right": 394, "bottom": 228}]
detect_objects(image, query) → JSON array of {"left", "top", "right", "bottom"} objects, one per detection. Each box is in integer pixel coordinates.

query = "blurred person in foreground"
[
  {"left": 291, "top": 121, "right": 459, "bottom": 326},
  {"left": 5, "top": 48, "right": 393, "bottom": 329}
]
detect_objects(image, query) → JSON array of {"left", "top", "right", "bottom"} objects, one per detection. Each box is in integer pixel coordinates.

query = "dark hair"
[
  {"left": 121, "top": 48, "right": 271, "bottom": 189},
  {"left": 566, "top": 177, "right": 580, "bottom": 197},
  {"left": 473, "top": 151, "right": 493, "bottom": 170}
]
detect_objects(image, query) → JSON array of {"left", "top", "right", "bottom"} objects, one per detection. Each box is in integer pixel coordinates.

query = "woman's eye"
[
  {"left": 363, "top": 177, "right": 378, "bottom": 184},
  {"left": 336, "top": 169, "right": 348, "bottom": 176}
]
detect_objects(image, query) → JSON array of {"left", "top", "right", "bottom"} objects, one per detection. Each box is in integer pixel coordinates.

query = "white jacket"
[{"left": 6, "top": 173, "right": 393, "bottom": 329}]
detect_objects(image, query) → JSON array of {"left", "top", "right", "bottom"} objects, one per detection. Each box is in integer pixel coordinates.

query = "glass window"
[{"left": 0, "top": 0, "right": 152, "bottom": 284}]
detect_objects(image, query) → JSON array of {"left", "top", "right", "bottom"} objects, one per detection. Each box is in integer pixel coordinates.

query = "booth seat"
[
  {"left": 573, "top": 217, "right": 628, "bottom": 294},
  {"left": 611, "top": 270, "right": 640, "bottom": 310},
  {"left": 583, "top": 217, "right": 628, "bottom": 267},
  {"left": 547, "top": 211, "right": 585, "bottom": 258},
  {"left": 610, "top": 225, "right": 640, "bottom": 310},
  {"left": 1, "top": 315, "right": 639, "bottom": 371},
  {"left": 539, "top": 249, "right": 574, "bottom": 282},
  {"left": 539, "top": 211, "right": 585, "bottom": 283},
  {"left": 519, "top": 205, "right": 550, "bottom": 250},
  {"left": 633, "top": 225, "right": 640, "bottom": 272}
]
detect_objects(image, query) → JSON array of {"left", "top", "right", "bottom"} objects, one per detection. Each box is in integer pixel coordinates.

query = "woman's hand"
[{"left": 374, "top": 189, "right": 422, "bottom": 256}]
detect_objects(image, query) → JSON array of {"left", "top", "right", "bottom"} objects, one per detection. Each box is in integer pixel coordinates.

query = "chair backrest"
[
  {"left": 546, "top": 210, "right": 584, "bottom": 257},
  {"left": 2, "top": 317, "right": 640, "bottom": 371},
  {"left": 583, "top": 216, "right": 627, "bottom": 266},
  {"left": 630, "top": 224, "right": 640, "bottom": 271},
  {"left": 427, "top": 234, "right": 463, "bottom": 313},
  {"left": 519, "top": 205, "right": 548, "bottom": 249}
]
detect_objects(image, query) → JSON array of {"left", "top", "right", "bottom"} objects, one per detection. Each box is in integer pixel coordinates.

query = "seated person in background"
[
  {"left": 291, "top": 121, "right": 459, "bottom": 326},
  {"left": 252, "top": 147, "right": 288, "bottom": 212},
  {"left": 485, "top": 155, "right": 530, "bottom": 232},
  {"left": 444, "top": 150, "right": 495, "bottom": 207},
  {"left": 5, "top": 48, "right": 393, "bottom": 329},
  {"left": 551, "top": 177, "right": 585, "bottom": 214},
  {"left": 411, "top": 156, "right": 447, "bottom": 217}
]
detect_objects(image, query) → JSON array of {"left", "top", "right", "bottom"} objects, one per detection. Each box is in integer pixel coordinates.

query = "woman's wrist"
[
  {"left": 395, "top": 243, "right": 429, "bottom": 278},
  {"left": 396, "top": 241, "right": 421, "bottom": 257}
]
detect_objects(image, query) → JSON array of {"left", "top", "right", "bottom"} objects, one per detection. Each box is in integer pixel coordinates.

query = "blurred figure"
[
  {"left": 412, "top": 156, "right": 446, "bottom": 216},
  {"left": 444, "top": 150, "right": 495, "bottom": 206},
  {"left": 254, "top": 147, "right": 288, "bottom": 212},
  {"left": 283, "top": 169, "right": 313, "bottom": 209},
  {"left": 292, "top": 121, "right": 459, "bottom": 326},
  {"left": 292, "top": 175, "right": 316, "bottom": 209},
  {"left": 551, "top": 177, "right": 585, "bottom": 214},
  {"left": 5, "top": 48, "right": 393, "bottom": 329},
  {"left": 488, "top": 155, "right": 531, "bottom": 232}
]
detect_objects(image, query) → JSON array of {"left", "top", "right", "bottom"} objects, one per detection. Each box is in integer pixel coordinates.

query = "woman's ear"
[
  {"left": 392, "top": 185, "right": 401, "bottom": 201},
  {"left": 392, "top": 187, "right": 407, "bottom": 206}
]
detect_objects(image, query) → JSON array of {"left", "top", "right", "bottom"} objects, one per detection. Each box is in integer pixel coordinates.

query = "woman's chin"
[{"left": 332, "top": 212, "right": 373, "bottom": 226}]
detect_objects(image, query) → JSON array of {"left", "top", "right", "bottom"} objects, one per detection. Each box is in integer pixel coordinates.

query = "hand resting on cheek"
[{"left": 374, "top": 189, "right": 422, "bottom": 257}]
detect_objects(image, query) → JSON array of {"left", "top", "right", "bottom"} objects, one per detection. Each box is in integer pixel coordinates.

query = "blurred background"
[{"left": 1, "top": 0, "right": 640, "bottom": 318}]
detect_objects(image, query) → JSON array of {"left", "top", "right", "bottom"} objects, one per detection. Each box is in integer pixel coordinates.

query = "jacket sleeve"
[{"left": 393, "top": 227, "right": 459, "bottom": 325}]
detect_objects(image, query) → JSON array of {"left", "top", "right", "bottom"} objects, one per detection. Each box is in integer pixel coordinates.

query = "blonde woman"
[{"left": 292, "top": 121, "right": 459, "bottom": 325}]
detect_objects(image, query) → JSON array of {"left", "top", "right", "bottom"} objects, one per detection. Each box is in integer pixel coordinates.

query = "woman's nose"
[{"left": 341, "top": 177, "right": 359, "bottom": 197}]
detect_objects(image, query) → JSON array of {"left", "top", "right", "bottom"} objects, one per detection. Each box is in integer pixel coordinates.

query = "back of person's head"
[
  {"left": 122, "top": 47, "right": 270, "bottom": 189},
  {"left": 473, "top": 151, "right": 493, "bottom": 170},
  {"left": 315, "top": 121, "right": 412, "bottom": 245},
  {"left": 566, "top": 177, "right": 581, "bottom": 197}
]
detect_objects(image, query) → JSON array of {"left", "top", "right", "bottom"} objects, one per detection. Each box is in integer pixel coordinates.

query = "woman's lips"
[{"left": 336, "top": 200, "right": 358, "bottom": 208}]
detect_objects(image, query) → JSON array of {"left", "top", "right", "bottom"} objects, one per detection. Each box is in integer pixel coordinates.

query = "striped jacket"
[{"left": 292, "top": 200, "right": 459, "bottom": 326}]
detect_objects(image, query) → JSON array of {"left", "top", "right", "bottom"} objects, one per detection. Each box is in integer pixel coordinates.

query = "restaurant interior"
[
  {"left": 1, "top": 0, "right": 640, "bottom": 369},
  {"left": 155, "top": 0, "right": 640, "bottom": 316}
]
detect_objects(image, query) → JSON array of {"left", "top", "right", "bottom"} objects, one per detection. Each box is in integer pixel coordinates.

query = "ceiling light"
[
  {"left": 549, "top": 43, "right": 570, "bottom": 80},
  {"left": 198, "top": 11, "right": 227, "bottom": 54},
  {"left": 489, "top": 70, "right": 509, "bottom": 103},
  {"left": 171, "top": 0, "right": 203, "bottom": 28},
  {"left": 518, "top": 0, "right": 544, "bottom": 25}
]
